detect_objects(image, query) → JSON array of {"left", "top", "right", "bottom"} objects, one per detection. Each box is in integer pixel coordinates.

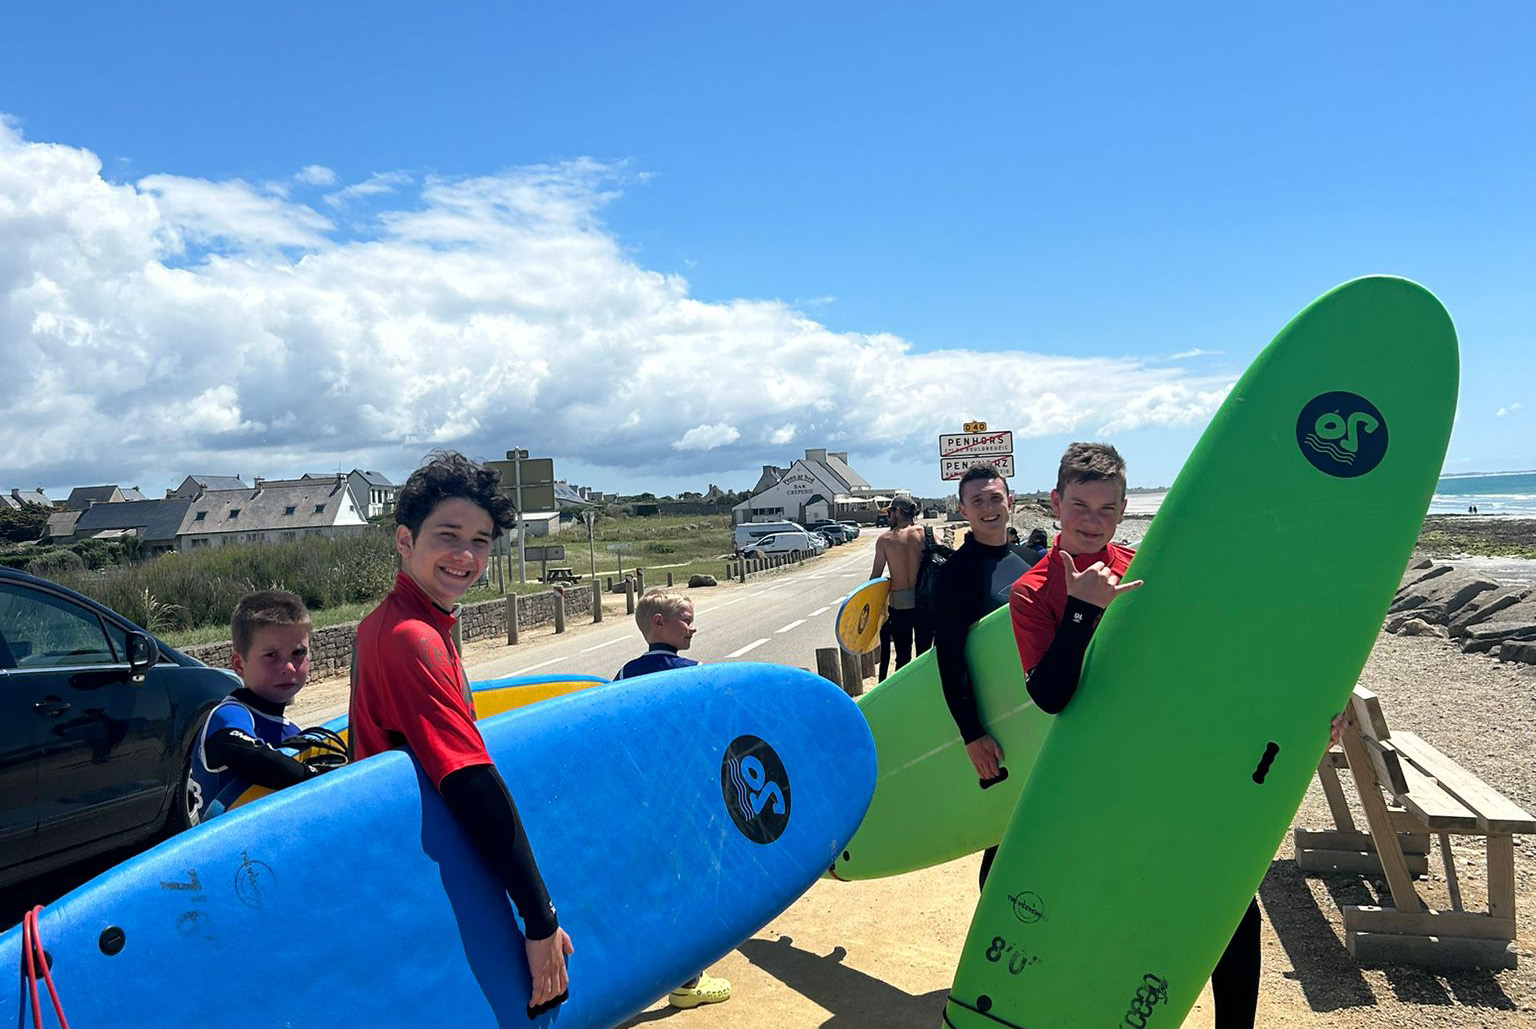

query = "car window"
[{"left": 0, "top": 582, "right": 121, "bottom": 668}]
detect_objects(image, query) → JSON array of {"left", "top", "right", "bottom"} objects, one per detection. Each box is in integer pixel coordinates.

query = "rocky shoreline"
[{"left": 1389, "top": 517, "right": 1536, "bottom": 666}]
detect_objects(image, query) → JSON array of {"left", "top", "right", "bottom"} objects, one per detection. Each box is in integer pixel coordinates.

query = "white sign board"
[
  {"left": 940, "top": 454, "right": 1015, "bottom": 481},
  {"left": 938, "top": 430, "right": 1014, "bottom": 459}
]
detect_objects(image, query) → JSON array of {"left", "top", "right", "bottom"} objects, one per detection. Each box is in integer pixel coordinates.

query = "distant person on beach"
[
  {"left": 871, "top": 493, "right": 931, "bottom": 680},
  {"left": 934, "top": 463, "right": 1033, "bottom": 887},
  {"left": 184, "top": 590, "right": 345, "bottom": 824},
  {"left": 614, "top": 589, "right": 733, "bottom": 1010},
  {"left": 1007, "top": 442, "right": 1342, "bottom": 1029},
  {"left": 349, "top": 452, "right": 572, "bottom": 1015}
]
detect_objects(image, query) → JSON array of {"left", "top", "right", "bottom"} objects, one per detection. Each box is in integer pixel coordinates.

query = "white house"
[{"left": 732, "top": 449, "right": 897, "bottom": 524}]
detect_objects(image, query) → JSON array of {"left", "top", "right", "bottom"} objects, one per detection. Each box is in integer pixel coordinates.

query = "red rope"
[{"left": 20, "top": 906, "right": 70, "bottom": 1029}]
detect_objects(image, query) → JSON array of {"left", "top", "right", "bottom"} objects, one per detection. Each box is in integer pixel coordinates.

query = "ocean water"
[
  {"left": 1118, "top": 471, "right": 1536, "bottom": 520},
  {"left": 1430, "top": 471, "right": 1536, "bottom": 517}
]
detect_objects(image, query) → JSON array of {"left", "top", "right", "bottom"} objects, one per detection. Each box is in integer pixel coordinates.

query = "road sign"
[
  {"left": 485, "top": 458, "right": 557, "bottom": 512},
  {"left": 486, "top": 458, "right": 553, "bottom": 486},
  {"left": 524, "top": 545, "right": 565, "bottom": 562},
  {"left": 941, "top": 454, "right": 1015, "bottom": 481},
  {"left": 938, "top": 431, "right": 1014, "bottom": 459}
]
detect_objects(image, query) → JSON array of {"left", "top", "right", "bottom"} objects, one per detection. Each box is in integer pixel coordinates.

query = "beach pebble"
[{"left": 1395, "top": 617, "right": 1450, "bottom": 638}]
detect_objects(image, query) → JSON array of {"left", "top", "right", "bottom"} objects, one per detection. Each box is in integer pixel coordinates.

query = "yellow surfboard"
[
  {"left": 835, "top": 577, "right": 890, "bottom": 655},
  {"left": 227, "top": 674, "right": 605, "bottom": 811}
]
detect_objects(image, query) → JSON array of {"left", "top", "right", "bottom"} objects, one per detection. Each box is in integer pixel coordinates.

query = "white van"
[
  {"left": 741, "top": 531, "right": 824, "bottom": 559},
  {"left": 733, "top": 520, "right": 806, "bottom": 552}
]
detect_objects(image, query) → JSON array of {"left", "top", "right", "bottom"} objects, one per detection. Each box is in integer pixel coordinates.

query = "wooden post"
[
  {"left": 839, "top": 649, "right": 864, "bottom": 697},
  {"left": 591, "top": 579, "right": 602, "bottom": 623},
  {"left": 666, "top": 572, "right": 674, "bottom": 587},
  {"left": 636, "top": 567, "right": 646, "bottom": 591},
  {"left": 738, "top": 559, "right": 746, "bottom": 582},
  {"left": 815, "top": 647, "right": 843, "bottom": 690},
  {"left": 860, "top": 649, "right": 876, "bottom": 679},
  {"left": 505, "top": 594, "right": 519, "bottom": 645},
  {"left": 553, "top": 588, "right": 566, "bottom": 634},
  {"left": 625, "top": 578, "right": 636, "bottom": 615},
  {"left": 451, "top": 616, "right": 463, "bottom": 655},
  {"left": 606, "top": 576, "right": 613, "bottom": 591}
]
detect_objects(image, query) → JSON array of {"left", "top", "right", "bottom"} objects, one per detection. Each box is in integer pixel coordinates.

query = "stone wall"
[{"left": 182, "top": 584, "right": 599, "bottom": 674}]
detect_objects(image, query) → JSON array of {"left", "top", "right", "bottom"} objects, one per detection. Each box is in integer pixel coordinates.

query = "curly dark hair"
[{"left": 395, "top": 451, "right": 517, "bottom": 539}]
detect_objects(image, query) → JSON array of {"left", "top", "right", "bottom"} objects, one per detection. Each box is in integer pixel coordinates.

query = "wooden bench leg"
[
  {"left": 1317, "top": 756, "right": 1356, "bottom": 832},
  {"left": 1339, "top": 716, "right": 1424, "bottom": 913},
  {"left": 1488, "top": 834, "right": 1515, "bottom": 925},
  {"left": 1438, "top": 832, "right": 1464, "bottom": 913}
]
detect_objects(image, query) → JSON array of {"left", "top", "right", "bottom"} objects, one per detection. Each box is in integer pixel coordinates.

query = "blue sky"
[{"left": 2, "top": 2, "right": 1531, "bottom": 498}]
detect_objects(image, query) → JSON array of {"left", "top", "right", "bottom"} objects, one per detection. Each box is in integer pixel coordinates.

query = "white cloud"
[
  {"left": 137, "top": 173, "right": 333, "bottom": 249},
  {"left": 295, "top": 165, "right": 338, "bottom": 186},
  {"left": 1497, "top": 403, "right": 1522, "bottom": 417},
  {"left": 324, "top": 170, "right": 413, "bottom": 208},
  {"left": 674, "top": 423, "right": 742, "bottom": 451},
  {"left": 0, "top": 119, "right": 1234, "bottom": 494}
]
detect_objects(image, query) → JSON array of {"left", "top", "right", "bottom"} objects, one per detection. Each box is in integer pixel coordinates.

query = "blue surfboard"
[{"left": 2, "top": 664, "right": 876, "bottom": 1028}]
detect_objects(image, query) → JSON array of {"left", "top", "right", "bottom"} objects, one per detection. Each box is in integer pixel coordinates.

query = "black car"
[{"left": 0, "top": 567, "right": 237, "bottom": 889}]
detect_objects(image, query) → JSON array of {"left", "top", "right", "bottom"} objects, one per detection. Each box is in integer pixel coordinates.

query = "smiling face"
[
  {"left": 395, "top": 496, "right": 493, "bottom": 610},
  {"left": 958, "top": 476, "right": 1012, "bottom": 546},
  {"left": 232, "top": 623, "right": 311, "bottom": 706},
  {"left": 1050, "top": 478, "right": 1127, "bottom": 555}
]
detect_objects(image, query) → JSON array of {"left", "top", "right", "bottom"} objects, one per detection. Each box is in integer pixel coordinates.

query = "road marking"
[
  {"left": 841, "top": 572, "right": 863, "bottom": 577},
  {"left": 580, "top": 638, "right": 626, "bottom": 653},
  {"left": 726, "top": 638, "right": 769, "bottom": 658},
  {"left": 775, "top": 619, "right": 805, "bottom": 633},
  {"left": 808, "top": 606, "right": 829, "bottom": 617},
  {"left": 510, "top": 658, "right": 560, "bottom": 675}
]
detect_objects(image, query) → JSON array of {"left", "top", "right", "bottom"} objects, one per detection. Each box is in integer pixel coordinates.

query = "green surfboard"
[
  {"left": 943, "top": 277, "right": 1457, "bottom": 1028},
  {"left": 831, "top": 604, "right": 1053, "bottom": 880}
]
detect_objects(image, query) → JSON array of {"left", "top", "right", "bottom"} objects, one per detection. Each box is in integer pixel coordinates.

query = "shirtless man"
[{"left": 871, "top": 493, "right": 931, "bottom": 679}]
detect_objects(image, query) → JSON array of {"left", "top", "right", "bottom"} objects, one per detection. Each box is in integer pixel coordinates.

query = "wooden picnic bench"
[
  {"left": 541, "top": 566, "right": 581, "bottom": 585},
  {"left": 1294, "top": 684, "right": 1535, "bottom": 968}
]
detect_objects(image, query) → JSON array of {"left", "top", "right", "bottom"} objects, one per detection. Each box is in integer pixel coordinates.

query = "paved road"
[{"left": 467, "top": 533, "right": 880, "bottom": 681}]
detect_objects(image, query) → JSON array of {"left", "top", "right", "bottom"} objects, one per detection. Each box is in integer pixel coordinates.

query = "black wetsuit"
[{"left": 933, "top": 535, "right": 1031, "bottom": 889}]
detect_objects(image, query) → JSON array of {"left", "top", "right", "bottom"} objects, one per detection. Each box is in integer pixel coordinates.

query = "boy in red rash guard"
[
  {"left": 1010, "top": 442, "right": 1277, "bottom": 1028},
  {"left": 350, "top": 451, "right": 573, "bottom": 1014}
]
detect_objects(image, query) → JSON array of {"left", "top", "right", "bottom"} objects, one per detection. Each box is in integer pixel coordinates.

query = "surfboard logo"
[
  {"left": 1008, "top": 890, "right": 1046, "bottom": 924},
  {"left": 1296, "top": 392, "right": 1388, "bottom": 478},
  {"left": 721, "top": 735, "right": 791, "bottom": 844}
]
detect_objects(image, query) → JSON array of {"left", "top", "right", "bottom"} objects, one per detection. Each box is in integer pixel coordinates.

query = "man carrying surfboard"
[
  {"left": 1007, "top": 442, "right": 1277, "bottom": 1028},
  {"left": 349, "top": 451, "right": 574, "bottom": 1015},
  {"left": 870, "top": 492, "right": 930, "bottom": 679},
  {"left": 934, "top": 463, "right": 1034, "bottom": 887}
]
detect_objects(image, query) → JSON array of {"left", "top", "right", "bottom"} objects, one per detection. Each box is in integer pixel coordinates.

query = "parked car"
[
  {"left": 733, "top": 520, "right": 808, "bottom": 552},
  {"left": 741, "top": 531, "right": 824, "bottom": 559},
  {"left": 0, "top": 567, "right": 238, "bottom": 889},
  {"left": 837, "top": 522, "right": 862, "bottom": 539},
  {"left": 806, "top": 520, "right": 852, "bottom": 544}
]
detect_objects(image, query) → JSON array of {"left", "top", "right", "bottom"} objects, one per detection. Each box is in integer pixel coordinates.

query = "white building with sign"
[{"left": 732, "top": 448, "right": 898, "bottom": 525}]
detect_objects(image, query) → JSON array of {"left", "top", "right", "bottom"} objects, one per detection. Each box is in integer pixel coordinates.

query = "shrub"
[{"left": 27, "top": 549, "right": 86, "bottom": 578}]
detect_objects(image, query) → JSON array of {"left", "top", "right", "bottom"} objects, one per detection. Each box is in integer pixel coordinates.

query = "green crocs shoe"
[{"left": 668, "top": 972, "right": 732, "bottom": 1009}]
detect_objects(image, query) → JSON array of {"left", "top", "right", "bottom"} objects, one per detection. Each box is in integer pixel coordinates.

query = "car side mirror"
[{"left": 126, "top": 631, "right": 156, "bottom": 680}]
